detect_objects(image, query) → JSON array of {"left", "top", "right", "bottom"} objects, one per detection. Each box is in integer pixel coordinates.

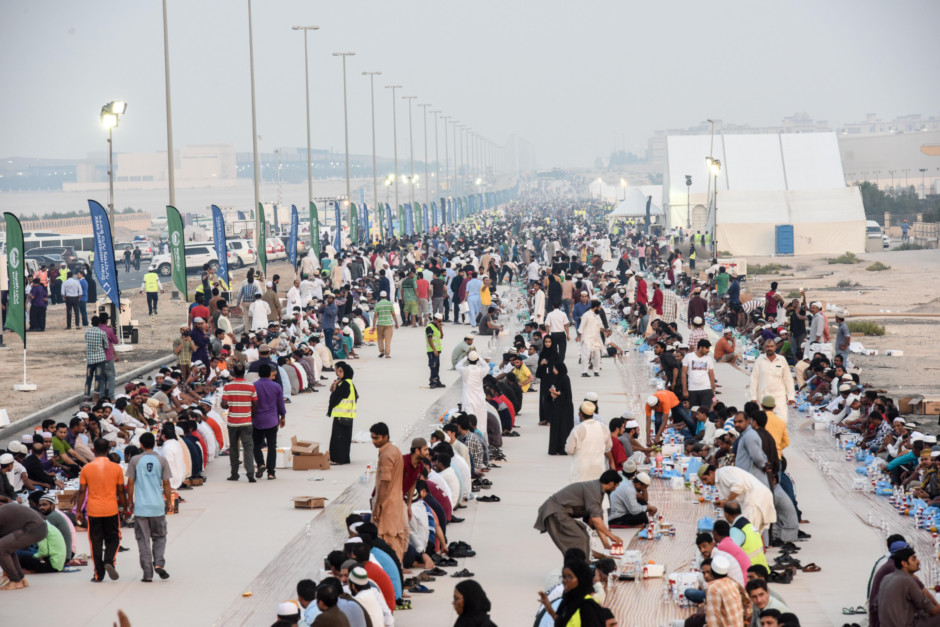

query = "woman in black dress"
[
  {"left": 544, "top": 361, "right": 574, "bottom": 455},
  {"left": 535, "top": 335, "right": 559, "bottom": 426}
]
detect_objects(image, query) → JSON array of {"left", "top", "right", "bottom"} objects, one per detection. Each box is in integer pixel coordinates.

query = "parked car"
[
  {"left": 115, "top": 239, "right": 155, "bottom": 260},
  {"left": 266, "top": 237, "right": 287, "bottom": 260},
  {"left": 25, "top": 246, "right": 79, "bottom": 268},
  {"left": 25, "top": 252, "right": 68, "bottom": 268},
  {"left": 150, "top": 244, "right": 219, "bottom": 277},
  {"left": 226, "top": 239, "right": 258, "bottom": 268}
]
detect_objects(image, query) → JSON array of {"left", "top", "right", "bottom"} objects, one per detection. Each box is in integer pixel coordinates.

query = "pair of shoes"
[
  {"left": 477, "top": 495, "right": 501, "bottom": 502},
  {"left": 581, "top": 373, "right": 591, "bottom": 378},
  {"left": 451, "top": 568, "right": 474, "bottom": 578},
  {"left": 407, "top": 584, "right": 434, "bottom": 594},
  {"left": 797, "top": 530, "right": 812, "bottom": 539},
  {"left": 450, "top": 516, "right": 465, "bottom": 523},
  {"left": 424, "top": 567, "right": 447, "bottom": 577},
  {"left": 227, "top": 475, "right": 239, "bottom": 481},
  {"left": 593, "top": 372, "right": 600, "bottom": 377},
  {"left": 378, "top": 353, "right": 385, "bottom": 358},
  {"left": 437, "top": 557, "right": 458, "bottom": 567},
  {"left": 248, "top": 476, "right": 257, "bottom": 483}
]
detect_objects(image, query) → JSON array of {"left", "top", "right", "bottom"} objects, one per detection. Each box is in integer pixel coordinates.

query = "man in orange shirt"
[
  {"left": 645, "top": 390, "right": 681, "bottom": 445},
  {"left": 76, "top": 438, "right": 128, "bottom": 582},
  {"left": 714, "top": 328, "right": 739, "bottom": 363}
]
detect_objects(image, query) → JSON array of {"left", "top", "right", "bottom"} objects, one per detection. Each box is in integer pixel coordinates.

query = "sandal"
[
  {"left": 451, "top": 568, "right": 475, "bottom": 578},
  {"left": 802, "top": 563, "right": 821, "bottom": 572},
  {"left": 477, "top": 495, "right": 501, "bottom": 502},
  {"left": 841, "top": 606, "right": 865, "bottom": 615},
  {"left": 407, "top": 584, "right": 434, "bottom": 593}
]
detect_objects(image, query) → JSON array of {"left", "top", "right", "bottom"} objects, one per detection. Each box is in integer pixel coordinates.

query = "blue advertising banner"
[
  {"left": 87, "top": 199, "right": 121, "bottom": 310},
  {"left": 211, "top": 205, "right": 229, "bottom": 285},
  {"left": 362, "top": 202, "right": 370, "bottom": 242},
  {"left": 386, "top": 203, "right": 393, "bottom": 237},
  {"left": 405, "top": 202, "right": 414, "bottom": 235},
  {"left": 288, "top": 204, "right": 299, "bottom": 270},
  {"left": 423, "top": 203, "right": 430, "bottom": 233},
  {"left": 432, "top": 201, "right": 439, "bottom": 227},
  {"left": 333, "top": 200, "right": 343, "bottom": 251}
]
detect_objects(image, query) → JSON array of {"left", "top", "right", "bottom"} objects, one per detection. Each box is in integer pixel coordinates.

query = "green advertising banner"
[
  {"left": 310, "top": 202, "right": 320, "bottom": 258},
  {"left": 349, "top": 203, "right": 359, "bottom": 245},
  {"left": 413, "top": 202, "right": 422, "bottom": 233},
  {"left": 3, "top": 212, "right": 25, "bottom": 348},
  {"left": 257, "top": 202, "right": 267, "bottom": 275},
  {"left": 165, "top": 205, "right": 188, "bottom": 301}
]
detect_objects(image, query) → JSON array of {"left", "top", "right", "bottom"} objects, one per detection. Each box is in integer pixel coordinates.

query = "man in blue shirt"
[
  {"left": 77, "top": 269, "right": 90, "bottom": 327},
  {"left": 253, "top": 363, "right": 287, "bottom": 480},
  {"left": 126, "top": 432, "right": 172, "bottom": 582},
  {"left": 320, "top": 294, "right": 339, "bottom": 354}
]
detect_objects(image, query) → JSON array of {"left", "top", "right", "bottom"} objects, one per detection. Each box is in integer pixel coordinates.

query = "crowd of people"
[{"left": 1, "top": 192, "right": 934, "bottom": 627}]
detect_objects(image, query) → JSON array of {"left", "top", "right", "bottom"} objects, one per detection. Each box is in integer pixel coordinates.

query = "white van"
[{"left": 866, "top": 220, "right": 889, "bottom": 249}]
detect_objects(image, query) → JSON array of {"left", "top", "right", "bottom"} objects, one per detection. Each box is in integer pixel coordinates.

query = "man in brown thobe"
[{"left": 370, "top": 422, "right": 408, "bottom": 561}]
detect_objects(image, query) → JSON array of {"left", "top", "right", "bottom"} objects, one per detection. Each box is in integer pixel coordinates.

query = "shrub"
[
  {"left": 828, "top": 252, "right": 860, "bottom": 264},
  {"left": 836, "top": 280, "right": 860, "bottom": 288},
  {"left": 866, "top": 262, "right": 891, "bottom": 271},
  {"left": 750, "top": 263, "right": 792, "bottom": 275},
  {"left": 784, "top": 290, "right": 802, "bottom": 299},
  {"left": 892, "top": 242, "right": 925, "bottom": 251},
  {"left": 848, "top": 320, "right": 885, "bottom": 336}
]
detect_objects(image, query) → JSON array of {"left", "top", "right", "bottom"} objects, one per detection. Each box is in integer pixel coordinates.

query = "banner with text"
[
  {"left": 88, "top": 200, "right": 121, "bottom": 311},
  {"left": 288, "top": 204, "right": 299, "bottom": 270},
  {"left": 211, "top": 205, "right": 229, "bottom": 286},
  {"left": 2, "top": 212, "right": 25, "bottom": 347},
  {"left": 165, "top": 205, "right": 188, "bottom": 300}
]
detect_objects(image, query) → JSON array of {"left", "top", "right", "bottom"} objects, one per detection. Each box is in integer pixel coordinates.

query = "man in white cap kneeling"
[{"left": 609, "top": 469, "right": 656, "bottom": 527}]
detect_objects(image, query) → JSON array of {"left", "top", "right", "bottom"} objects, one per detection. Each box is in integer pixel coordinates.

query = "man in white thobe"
[
  {"left": 576, "top": 300, "right": 605, "bottom": 377},
  {"left": 700, "top": 464, "right": 777, "bottom": 534},
  {"left": 749, "top": 340, "right": 795, "bottom": 421},
  {"left": 286, "top": 279, "right": 303, "bottom": 314},
  {"left": 565, "top": 401, "right": 611, "bottom": 482},
  {"left": 456, "top": 352, "right": 489, "bottom": 425},
  {"left": 531, "top": 284, "right": 546, "bottom": 324}
]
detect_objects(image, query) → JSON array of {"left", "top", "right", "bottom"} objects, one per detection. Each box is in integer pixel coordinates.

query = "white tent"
[
  {"left": 606, "top": 187, "right": 664, "bottom": 225},
  {"left": 663, "top": 132, "right": 866, "bottom": 255}
]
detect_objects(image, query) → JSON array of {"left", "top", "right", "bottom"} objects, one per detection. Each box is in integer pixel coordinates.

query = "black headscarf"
[
  {"left": 554, "top": 559, "right": 605, "bottom": 627},
  {"left": 454, "top": 580, "right": 497, "bottom": 627}
]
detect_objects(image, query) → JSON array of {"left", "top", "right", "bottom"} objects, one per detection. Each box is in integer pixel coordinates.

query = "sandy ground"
[
  {"left": 739, "top": 248, "right": 940, "bottom": 397},
  {"left": 0, "top": 260, "right": 296, "bottom": 425}
]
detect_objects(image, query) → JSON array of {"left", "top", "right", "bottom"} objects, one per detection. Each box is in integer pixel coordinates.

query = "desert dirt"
[
  {"left": 0, "top": 259, "right": 297, "bottom": 425},
  {"left": 738, "top": 248, "right": 940, "bottom": 397}
]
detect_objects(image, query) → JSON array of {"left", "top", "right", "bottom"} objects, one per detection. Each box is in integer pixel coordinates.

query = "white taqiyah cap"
[
  {"left": 692, "top": 316, "right": 703, "bottom": 325},
  {"left": 711, "top": 554, "right": 731, "bottom": 575},
  {"left": 647, "top": 395, "right": 660, "bottom": 407},
  {"left": 467, "top": 351, "right": 479, "bottom": 362},
  {"left": 625, "top": 420, "right": 639, "bottom": 430},
  {"left": 584, "top": 392, "right": 599, "bottom": 402},
  {"left": 635, "top": 472, "right": 651, "bottom": 486}
]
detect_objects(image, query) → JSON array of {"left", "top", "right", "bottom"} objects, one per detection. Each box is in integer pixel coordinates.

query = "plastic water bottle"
[{"left": 305, "top": 523, "right": 312, "bottom": 538}]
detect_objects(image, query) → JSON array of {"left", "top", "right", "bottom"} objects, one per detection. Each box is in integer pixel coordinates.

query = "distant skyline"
[{"left": 1, "top": 0, "right": 939, "bottom": 169}]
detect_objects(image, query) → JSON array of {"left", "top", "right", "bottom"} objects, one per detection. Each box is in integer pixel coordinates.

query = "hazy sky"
[{"left": 1, "top": 0, "right": 938, "bottom": 168}]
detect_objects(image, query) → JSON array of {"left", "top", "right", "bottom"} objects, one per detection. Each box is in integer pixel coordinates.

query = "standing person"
[
  {"left": 140, "top": 266, "right": 164, "bottom": 315},
  {"left": 327, "top": 362, "right": 358, "bottom": 465},
  {"left": 123, "top": 247, "right": 132, "bottom": 272},
  {"left": 320, "top": 293, "right": 339, "bottom": 355},
  {"left": 252, "top": 363, "right": 286, "bottom": 480},
  {"left": 372, "top": 290, "right": 399, "bottom": 359},
  {"left": 834, "top": 311, "right": 852, "bottom": 369},
  {"left": 27, "top": 277, "right": 48, "bottom": 332},
  {"left": 132, "top": 245, "right": 142, "bottom": 271},
  {"left": 565, "top": 401, "right": 611, "bottom": 482},
  {"left": 235, "top": 272, "right": 260, "bottom": 331},
  {"left": 125, "top": 432, "right": 172, "bottom": 582},
  {"left": 62, "top": 271, "right": 83, "bottom": 329},
  {"left": 456, "top": 352, "right": 490, "bottom": 426},
  {"left": 764, "top": 281, "right": 782, "bottom": 324},
  {"left": 576, "top": 299, "right": 604, "bottom": 378},
  {"left": 76, "top": 438, "right": 128, "bottom": 582},
  {"left": 544, "top": 362, "right": 574, "bottom": 455},
  {"left": 77, "top": 269, "right": 90, "bottom": 327},
  {"left": 220, "top": 363, "right": 257, "bottom": 482},
  {"left": 172, "top": 324, "right": 196, "bottom": 382},
  {"left": 401, "top": 270, "right": 419, "bottom": 327},
  {"left": 431, "top": 270, "right": 447, "bottom": 319},
  {"left": 425, "top": 313, "right": 445, "bottom": 389},
  {"left": 682, "top": 339, "right": 716, "bottom": 410},
  {"left": 545, "top": 304, "right": 570, "bottom": 361},
  {"left": 84, "top": 315, "right": 108, "bottom": 400},
  {"left": 533, "top": 471, "right": 623, "bottom": 556},
  {"left": 804, "top": 301, "right": 825, "bottom": 359},
  {"left": 0, "top": 502, "right": 49, "bottom": 590},
  {"left": 261, "top": 280, "right": 281, "bottom": 323},
  {"left": 97, "top": 313, "right": 118, "bottom": 399},
  {"left": 370, "top": 422, "right": 408, "bottom": 561},
  {"left": 749, "top": 340, "right": 795, "bottom": 420}
]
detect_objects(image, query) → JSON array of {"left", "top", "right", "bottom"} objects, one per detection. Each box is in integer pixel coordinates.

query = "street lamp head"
[
  {"left": 710, "top": 159, "right": 722, "bottom": 176},
  {"left": 362, "top": 71, "right": 382, "bottom": 76},
  {"left": 385, "top": 84, "right": 402, "bottom": 89},
  {"left": 292, "top": 25, "right": 320, "bottom": 31},
  {"left": 685, "top": 175, "right": 692, "bottom": 186},
  {"left": 332, "top": 51, "right": 356, "bottom": 56},
  {"left": 100, "top": 112, "right": 118, "bottom": 129},
  {"left": 109, "top": 101, "right": 127, "bottom": 115}
]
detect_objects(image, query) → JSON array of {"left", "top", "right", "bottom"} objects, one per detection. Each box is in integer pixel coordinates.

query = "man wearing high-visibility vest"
[
  {"left": 140, "top": 266, "right": 165, "bottom": 315},
  {"left": 425, "top": 313, "right": 445, "bottom": 389}
]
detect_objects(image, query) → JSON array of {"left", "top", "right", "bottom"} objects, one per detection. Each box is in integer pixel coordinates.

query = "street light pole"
[
  {"left": 685, "top": 175, "right": 692, "bottom": 229},
  {"left": 431, "top": 110, "right": 441, "bottom": 211},
  {"left": 419, "top": 104, "right": 431, "bottom": 212},
  {"left": 100, "top": 101, "right": 126, "bottom": 242},
  {"left": 162, "top": 0, "right": 176, "bottom": 207},
  {"left": 293, "top": 26, "right": 320, "bottom": 227},
  {"left": 451, "top": 120, "right": 459, "bottom": 203},
  {"left": 333, "top": 51, "right": 356, "bottom": 230},
  {"left": 920, "top": 168, "right": 928, "bottom": 199},
  {"left": 385, "top": 85, "right": 402, "bottom": 233},
  {"left": 403, "top": 95, "right": 417, "bottom": 208},
  {"left": 362, "top": 70, "right": 382, "bottom": 240},
  {"left": 247, "top": 0, "right": 262, "bottom": 258},
  {"left": 442, "top": 114, "right": 450, "bottom": 224}
]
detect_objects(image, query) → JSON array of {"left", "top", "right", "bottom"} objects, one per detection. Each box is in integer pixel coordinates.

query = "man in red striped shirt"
[{"left": 220, "top": 363, "right": 257, "bottom": 482}]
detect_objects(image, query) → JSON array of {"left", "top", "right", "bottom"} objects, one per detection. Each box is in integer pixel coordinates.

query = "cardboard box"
[
  {"left": 899, "top": 396, "right": 919, "bottom": 414},
  {"left": 291, "top": 436, "right": 320, "bottom": 456},
  {"left": 293, "top": 449, "right": 330, "bottom": 470},
  {"left": 921, "top": 396, "right": 940, "bottom": 415},
  {"left": 293, "top": 496, "right": 327, "bottom": 509},
  {"left": 275, "top": 447, "right": 292, "bottom": 469},
  {"left": 56, "top": 489, "right": 77, "bottom": 511}
]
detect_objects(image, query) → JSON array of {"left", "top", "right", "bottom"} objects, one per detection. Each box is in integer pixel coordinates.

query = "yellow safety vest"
[
  {"left": 332, "top": 380, "right": 357, "bottom": 419},
  {"left": 740, "top": 522, "right": 769, "bottom": 571},
  {"left": 425, "top": 323, "right": 442, "bottom": 353},
  {"left": 144, "top": 272, "right": 160, "bottom": 292}
]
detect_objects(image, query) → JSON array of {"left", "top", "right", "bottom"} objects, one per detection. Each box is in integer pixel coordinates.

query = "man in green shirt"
[
  {"left": 715, "top": 267, "right": 730, "bottom": 296},
  {"left": 52, "top": 423, "right": 82, "bottom": 475},
  {"left": 371, "top": 291, "right": 399, "bottom": 359},
  {"left": 18, "top": 520, "right": 66, "bottom": 574},
  {"left": 400, "top": 270, "right": 419, "bottom": 327}
]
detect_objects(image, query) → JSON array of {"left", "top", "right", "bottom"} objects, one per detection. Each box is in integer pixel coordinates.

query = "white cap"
[
  {"left": 624, "top": 420, "right": 639, "bottom": 430},
  {"left": 647, "top": 395, "right": 660, "bottom": 407},
  {"left": 277, "top": 601, "right": 300, "bottom": 617},
  {"left": 692, "top": 316, "right": 703, "bottom": 325},
  {"left": 622, "top": 459, "right": 638, "bottom": 474},
  {"left": 711, "top": 554, "right": 731, "bottom": 575},
  {"left": 584, "top": 391, "right": 599, "bottom": 402},
  {"left": 8, "top": 441, "right": 27, "bottom": 455},
  {"left": 893, "top": 417, "right": 905, "bottom": 424},
  {"left": 434, "top": 313, "right": 443, "bottom": 320},
  {"left": 620, "top": 410, "right": 636, "bottom": 420},
  {"left": 467, "top": 351, "right": 480, "bottom": 363},
  {"left": 635, "top": 472, "right": 651, "bottom": 486},
  {"left": 380, "top": 291, "right": 387, "bottom": 297},
  {"left": 926, "top": 435, "right": 938, "bottom": 445},
  {"left": 580, "top": 401, "right": 596, "bottom": 416},
  {"left": 912, "top": 432, "right": 925, "bottom": 442},
  {"left": 0, "top": 453, "right": 13, "bottom": 465}
]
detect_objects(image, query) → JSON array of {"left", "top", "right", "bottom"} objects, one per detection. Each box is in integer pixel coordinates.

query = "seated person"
[
  {"left": 608, "top": 472, "right": 656, "bottom": 527},
  {"left": 478, "top": 306, "right": 502, "bottom": 336}
]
